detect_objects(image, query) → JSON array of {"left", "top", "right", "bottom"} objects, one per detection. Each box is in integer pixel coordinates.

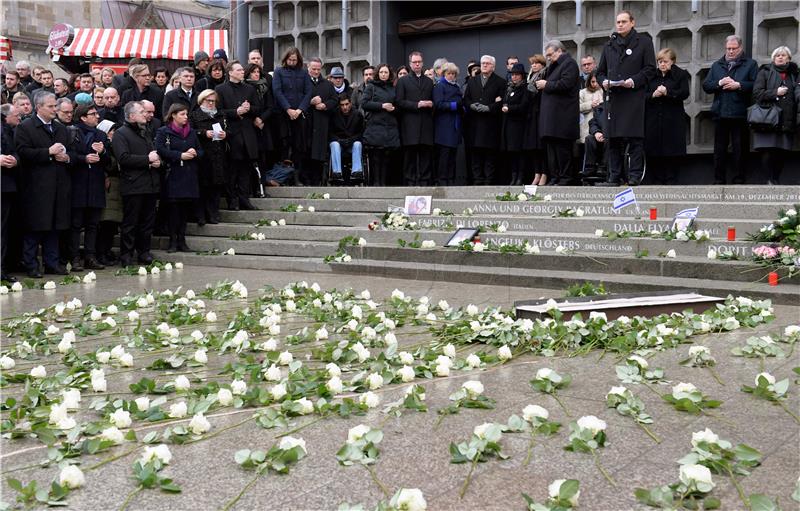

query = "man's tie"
[{"left": 45, "top": 123, "right": 53, "bottom": 134}]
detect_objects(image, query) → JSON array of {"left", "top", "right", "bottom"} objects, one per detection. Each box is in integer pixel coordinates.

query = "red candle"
[
  {"left": 727, "top": 227, "right": 736, "bottom": 241},
  {"left": 768, "top": 272, "right": 778, "bottom": 286},
  {"left": 649, "top": 208, "right": 657, "bottom": 220}
]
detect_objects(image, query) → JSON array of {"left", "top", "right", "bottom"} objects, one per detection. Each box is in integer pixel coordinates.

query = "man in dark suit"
[
  {"left": 396, "top": 51, "right": 435, "bottom": 186},
  {"left": 536, "top": 40, "right": 581, "bottom": 186},
  {"left": 463, "top": 55, "right": 506, "bottom": 185},
  {"left": 305, "top": 58, "right": 337, "bottom": 187},
  {"left": 99, "top": 87, "right": 123, "bottom": 124},
  {"left": 162, "top": 67, "right": 197, "bottom": 118},
  {"left": 596, "top": 10, "right": 656, "bottom": 186},
  {"left": 215, "top": 60, "right": 260, "bottom": 210},
  {"left": 13, "top": 91, "right": 74, "bottom": 277}
]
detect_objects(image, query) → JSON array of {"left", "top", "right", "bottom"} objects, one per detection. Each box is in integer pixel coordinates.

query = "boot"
[
  {"left": 177, "top": 231, "right": 191, "bottom": 252},
  {"left": 84, "top": 256, "right": 105, "bottom": 270},
  {"left": 71, "top": 257, "right": 84, "bottom": 272},
  {"left": 166, "top": 236, "right": 178, "bottom": 253}
]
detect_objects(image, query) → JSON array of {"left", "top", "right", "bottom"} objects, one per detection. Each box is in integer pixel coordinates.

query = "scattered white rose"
[
  {"left": 226, "top": 248, "right": 236, "bottom": 256},
  {"left": 472, "top": 242, "right": 485, "bottom": 252},
  {"left": 278, "top": 436, "right": 307, "bottom": 454},
  {"left": 193, "top": 349, "right": 208, "bottom": 364},
  {"left": 174, "top": 375, "right": 191, "bottom": 391},
  {"left": 576, "top": 415, "right": 606, "bottom": 434},
  {"left": 0, "top": 285, "right": 7, "bottom": 294},
  {"left": 679, "top": 464, "right": 715, "bottom": 492},
  {"left": 230, "top": 379, "right": 247, "bottom": 395},
  {"left": 206, "top": 311, "right": 218, "bottom": 322},
  {"left": 462, "top": 380, "right": 484, "bottom": 397},
  {"left": 11, "top": 282, "right": 23, "bottom": 292},
  {"left": 756, "top": 372, "right": 776, "bottom": 386},
  {"left": 327, "top": 376, "right": 344, "bottom": 394},
  {"left": 110, "top": 409, "right": 132, "bottom": 428},
  {"left": 169, "top": 401, "right": 188, "bottom": 418},
  {"left": 595, "top": 229, "right": 605, "bottom": 237},
  {"left": 135, "top": 396, "right": 150, "bottom": 411},
  {"left": 397, "top": 365, "right": 415, "bottom": 382},
  {"left": 367, "top": 373, "right": 384, "bottom": 390},
  {"left": 359, "top": 391, "right": 380, "bottom": 408},
  {"left": 271, "top": 383, "right": 287, "bottom": 401},
  {"left": 435, "top": 364, "right": 450, "bottom": 377},
  {"left": 59, "top": 465, "right": 85, "bottom": 489},
  {"left": 497, "top": 345, "right": 512, "bottom": 361},
  {"left": 466, "top": 353, "right": 481, "bottom": 368},
  {"left": 90, "top": 309, "right": 103, "bottom": 321},
  {"left": 666, "top": 249, "right": 676, "bottom": 258},
  {"left": 443, "top": 343, "right": 456, "bottom": 358},
  {"left": 523, "top": 404, "right": 549, "bottom": 422},
  {"left": 391, "top": 488, "right": 427, "bottom": 511},
  {"left": 118, "top": 353, "right": 134, "bottom": 367},
  {"left": 62, "top": 389, "right": 81, "bottom": 409},
  {"left": 548, "top": 479, "right": 579, "bottom": 506},
  {"left": 217, "top": 388, "right": 234, "bottom": 406},
  {"left": 103, "top": 317, "right": 117, "bottom": 328},
  {"left": 100, "top": 426, "right": 125, "bottom": 444},
  {"left": 141, "top": 444, "right": 172, "bottom": 465},
  {"left": 0, "top": 355, "right": 15, "bottom": 369},
  {"left": 691, "top": 428, "right": 719, "bottom": 447},
  {"left": 30, "top": 365, "right": 47, "bottom": 378},
  {"left": 138, "top": 267, "right": 147, "bottom": 276},
  {"left": 43, "top": 280, "right": 56, "bottom": 290},
  {"left": 188, "top": 412, "right": 211, "bottom": 435},
  {"left": 278, "top": 351, "right": 293, "bottom": 365},
  {"left": 264, "top": 364, "right": 282, "bottom": 381}
]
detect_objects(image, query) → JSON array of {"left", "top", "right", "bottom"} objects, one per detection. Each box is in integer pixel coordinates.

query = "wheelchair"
[{"left": 323, "top": 141, "right": 370, "bottom": 186}]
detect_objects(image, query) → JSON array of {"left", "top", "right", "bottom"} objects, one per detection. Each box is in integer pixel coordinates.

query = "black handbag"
[{"left": 747, "top": 103, "right": 781, "bottom": 131}]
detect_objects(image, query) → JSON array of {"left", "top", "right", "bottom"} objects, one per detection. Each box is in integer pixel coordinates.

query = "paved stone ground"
[{"left": 1, "top": 266, "right": 798, "bottom": 510}]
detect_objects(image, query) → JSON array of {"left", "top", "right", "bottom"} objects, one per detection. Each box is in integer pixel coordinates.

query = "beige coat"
[{"left": 578, "top": 88, "right": 604, "bottom": 142}]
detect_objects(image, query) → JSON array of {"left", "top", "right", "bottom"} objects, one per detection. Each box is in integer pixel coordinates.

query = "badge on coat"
[
  {"left": 510, "top": 92, "right": 515, "bottom": 96},
  {"left": 626, "top": 49, "right": 632, "bottom": 55}
]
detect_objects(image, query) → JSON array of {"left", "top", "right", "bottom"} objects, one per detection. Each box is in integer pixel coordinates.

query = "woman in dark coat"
[
  {"left": 245, "top": 63, "right": 277, "bottom": 174},
  {"left": 432, "top": 63, "right": 463, "bottom": 186},
  {"left": 362, "top": 64, "right": 400, "bottom": 187},
  {"left": 525, "top": 54, "right": 547, "bottom": 185},
  {"left": 191, "top": 89, "right": 228, "bottom": 225},
  {"left": 501, "top": 63, "right": 532, "bottom": 186},
  {"left": 155, "top": 104, "right": 202, "bottom": 252},
  {"left": 644, "top": 48, "right": 690, "bottom": 185},
  {"left": 69, "top": 103, "right": 110, "bottom": 270},
  {"left": 196, "top": 59, "right": 226, "bottom": 92},
  {"left": 272, "top": 47, "right": 312, "bottom": 183},
  {"left": 752, "top": 46, "right": 798, "bottom": 185}
]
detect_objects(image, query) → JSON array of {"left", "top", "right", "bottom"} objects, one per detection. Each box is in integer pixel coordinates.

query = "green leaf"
[
  {"left": 734, "top": 444, "right": 762, "bottom": 463},
  {"left": 703, "top": 496, "right": 721, "bottom": 509},
  {"left": 234, "top": 449, "right": 251, "bottom": 465},
  {"left": 748, "top": 494, "right": 778, "bottom": 511},
  {"left": 559, "top": 479, "right": 579, "bottom": 501}
]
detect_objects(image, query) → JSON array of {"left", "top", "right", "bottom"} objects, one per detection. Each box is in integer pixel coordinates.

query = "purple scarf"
[{"left": 169, "top": 121, "right": 191, "bottom": 139}]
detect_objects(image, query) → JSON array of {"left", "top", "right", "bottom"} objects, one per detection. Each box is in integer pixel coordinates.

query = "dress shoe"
[
  {"left": 27, "top": 268, "right": 43, "bottom": 278},
  {"left": 596, "top": 181, "right": 622, "bottom": 187},
  {"left": 1, "top": 273, "right": 17, "bottom": 283},
  {"left": 84, "top": 257, "right": 105, "bottom": 270},
  {"left": 44, "top": 265, "right": 69, "bottom": 275},
  {"left": 627, "top": 179, "right": 641, "bottom": 186},
  {"left": 197, "top": 220, "right": 206, "bottom": 227},
  {"left": 71, "top": 258, "right": 84, "bottom": 272},
  {"left": 207, "top": 218, "right": 219, "bottom": 225},
  {"left": 178, "top": 243, "right": 192, "bottom": 252},
  {"left": 138, "top": 253, "right": 154, "bottom": 264},
  {"left": 166, "top": 243, "right": 178, "bottom": 254},
  {"left": 240, "top": 200, "right": 260, "bottom": 211}
]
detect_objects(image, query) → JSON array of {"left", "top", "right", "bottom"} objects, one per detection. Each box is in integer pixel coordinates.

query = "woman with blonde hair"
[{"left": 525, "top": 54, "right": 547, "bottom": 185}]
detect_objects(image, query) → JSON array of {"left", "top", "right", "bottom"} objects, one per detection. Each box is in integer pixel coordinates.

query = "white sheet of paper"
[
  {"left": 212, "top": 122, "right": 223, "bottom": 141},
  {"left": 524, "top": 185, "right": 538, "bottom": 196}
]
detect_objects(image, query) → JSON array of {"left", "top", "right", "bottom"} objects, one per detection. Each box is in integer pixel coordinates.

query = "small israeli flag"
[
  {"left": 612, "top": 187, "right": 637, "bottom": 211},
  {"left": 676, "top": 207, "right": 699, "bottom": 218}
]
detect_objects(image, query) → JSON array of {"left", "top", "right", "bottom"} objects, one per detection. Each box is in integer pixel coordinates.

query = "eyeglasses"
[
  {"left": 202, "top": 99, "right": 216, "bottom": 103},
  {"left": 137, "top": 73, "right": 152, "bottom": 77},
  {"left": 86, "top": 112, "right": 99, "bottom": 116}
]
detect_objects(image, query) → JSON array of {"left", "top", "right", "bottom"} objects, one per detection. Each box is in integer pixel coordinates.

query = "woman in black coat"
[
  {"left": 191, "top": 89, "right": 228, "bottom": 225},
  {"left": 245, "top": 63, "right": 277, "bottom": 176},
  {"left": 501, "top": 63, "right": 532, "bottom": 186},
  {"left": 69, "top": 104, "right": 111, "bottom": 270},
  {"left": 155, "top": 104, "right": 203, "bottom": 252},
  {"left": 362, "top": 64, "right": 400, "bottom": 186},
  {"left": 752, "top": 46, "right": 798, "bottom": 185},
  {"left": 525, "top": 55, "right": 547, "bottom": 185},
  {"left": 644, "top": 48, "right": 690, "bottom": 184}
]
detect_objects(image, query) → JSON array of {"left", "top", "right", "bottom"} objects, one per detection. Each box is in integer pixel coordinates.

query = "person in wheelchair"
[
  {"left": 329, "top": 95, "right": 364, "bottom": 180},
  {"left": 582, "top": 102, "right": 609, "bottom": 182}
]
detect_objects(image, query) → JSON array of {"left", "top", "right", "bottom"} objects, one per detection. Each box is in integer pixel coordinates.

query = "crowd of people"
[{"left": 1, "top": 9, "right": 799, "bottom": 280}]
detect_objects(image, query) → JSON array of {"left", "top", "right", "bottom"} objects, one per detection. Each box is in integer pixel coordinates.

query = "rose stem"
[
  {"left": 592, "top": 450, "right": 617, "bottom": 487},
  {"left": 365, "top": 464, "right": 390, "bottom": 498},
  {"left": 459, "top": 456, "right": 479, "bottom": 499},
  {"left": 221, "top": 471, "right": 261, "bottom": 511}
]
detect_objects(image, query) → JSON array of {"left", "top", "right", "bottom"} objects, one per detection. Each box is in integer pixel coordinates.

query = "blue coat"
[
  {"left": 702, "top": 55, "right": 758, "bottom": 119},
  {"left": 155, "top": 124, "right": 202, "bottom": 200},
  {"left": 70, "top": 122, "right": 109, "bottom": 208},
  {"left": 432, "top": 78, "right": 463, "bottom": 148},
  {"left": 1, "top": 121, "right": 17, "bottom": 193},
  {"left": 273, "top": 66, "right": 312, "bottom": 111}
]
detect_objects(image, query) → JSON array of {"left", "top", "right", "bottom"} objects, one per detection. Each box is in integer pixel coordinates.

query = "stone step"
[
  {"left": 265, "top": 184, "right": 800, "bottom": 203},
  {"left": 150, "top": 250, "right": 331, "bottom": 273},
  {"left": 341, "top": 245, "right": 798, "bottom": 285},
  {"left": 218, "top": 210, "right": 771, "bottom": 235},
  {"left": 186, "top": 223, "right": 755, "bottom": 259},
  {"left": 328, "top": 259, "right": 800, "bottom": 305},
  {"left": 250, "top": 197, "right": 782, "bottom": 219},
  {"left": 154, "top": 236, "right": 336, "bottom": 258}
]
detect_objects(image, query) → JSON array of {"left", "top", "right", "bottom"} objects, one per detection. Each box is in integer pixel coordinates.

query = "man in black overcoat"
[
  {"left": 120, "top": 64, "right": 164, "bottom": 115},
  {"left": 396, "top": 51, "right": 435, "bottom": 186},
  {"left": 463, "top": 56, "right": 507, "bottom": 185},
  {"left": 595, "top": 10, "right": 656, "bottom": 186},
  {"left": 215, "top": 60, "right": 260, "bottom": 210},
  {"left": 536, "top": 41, "right": 580, "bottom": 186},
  {"left": 305, "top": 58, "right": 337, "bottom": 186},
  {"left": 162, "top": 67, "right": 198, "bottom": 118},
  {"left": 13, "top": 92, "right": 74, "bottom": 277}
]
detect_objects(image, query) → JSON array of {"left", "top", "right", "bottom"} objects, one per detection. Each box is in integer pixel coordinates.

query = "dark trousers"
[
  {"left": 583, "top": 135, "right": 606, "bottom": 172},
  {"left": 23, "top": 230, "right": 59, "bottom": 270},
  {"left": 301, "top": 158, "right": 323, "bottom": 187},
  {"left": 120, "top": 193, "right": 158, "bottom": 259},
  {"left": 227, "top": 159, "right": 253, "bottom": 207},
  {"left": 544, "top": 137, "right": 574, "bottom": 184},
  {"left": 70, "top": 207, "right": 102, "bottom": 259},
  {"left": 608, "top": 137, "right": 645, "bottom": 183},
  {"left": 759, "top": 148, "right": 786, "bottom": 183},
  {"left": 645, "top": 155, "right": 678, "bottom": 185},
  {"left": 402, "top": 145, "right": 433, "bottom": 186},
  {"left": 1, "top": 193, "right": 12, "bottom": 275},
  {"left": 369, "top": 148, "right": 392, "bottom": 187},
  {"left": 505, "top": 151, "right": 525, "bottom": 184},
  {"left": 199, "top": 184, "right": 222, "bottom": 222},
  {"left": 713, "top": 118, "right": 748, "bottom": 183},
  {"left": 96, "top": 221, "right": 118, "bottom": 260},
  {"left": 471, "top": 148, "right": 496, "bottom": 185},
  {"left": 167, "top": 200, "right": 192, "bottom": 244},
  {"left": 436, "top": 145, "right": 457, "bottom": 186}
]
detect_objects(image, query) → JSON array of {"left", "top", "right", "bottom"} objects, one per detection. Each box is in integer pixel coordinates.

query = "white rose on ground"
[
  {"left": 164, "top": 263, "right": 173, "bottom": 271},
  {"left": 398, "top": 352, "right": 414, "bottom": 365},
  {"left": 30, "top": 365, "right": 47, "bottom": 378},
  {"left": 443, "top": 343, "right": 456, "bottom": 358},
  {"left": 555, "top": 245, "right": 566, "bottom": 254},
  {"left": 665, "top": 249, "right": 676, "bottom": 258},
  {"left": 137, "top": 267, "right": 147, "bottom": 276},
  {"left": 295, "top": 397, "right": 315, "bottom": 414},
  {"left": 326, "top": 363, "right": 341, "bottom": 378},
  {"left": 46, "top": 325, "right": 59, "bottom": 335},
  {"left": 43, "top": 280, "right": 56, "bottom": 290},
  {"left": 189, "top": 413, "right": 211, "bottom": 435},
  {"left": 688, "top": 346, "right": 710, "bottom": 357},
  {"left": 271, "top": 383, "right": 287, "bottom": 401},
  {"left": 784, "top": 325, "right": 800, "bottom": 337},
  {"left": 0, "top": 355, "right": 15, "bottom": 370},
  {"left": 576, "top": 415, "right": 606, "bottom": 435},
  {"left": 0, "top": 285, "right": 7, "bottom": 294},
  {"left": 135, "top": 396, "right": 150, "bottom": 411},
  {"left": 576, "top": 208, "right": 585, "bottom": 217},
  {"left": 498, "top": 345, "right": 512, "bottom": 361},
  {"left": 226, "top": 248, "right": 235, "bottom": 255},
  {"left": 11, "top": 282, "right": 23, "bottom": 292},
  {"left": 90, "top": 309, "right": 103, "bottom": 321},
  {"left": 127, "top": 310, "right": 140, "bottom": 322},
  {"left": 327, "top": 376, "right": 344, "bottom": 394},
  {"left": 347, "top": 424, "right": 371, "bottom": 444},
  {"left": 517, "top": 193, "right": 528, "bottom": 201},
  {"left": 756, "top": 372, "right": 776, "bottom": 386},
  {"left": 217, "top": 388, "right": 233, "bottom": 406},
  {"left": 278, "top": 351, "right": 293, "bottom": 365},
  {"left": 141, "top": 444, "right": 172, "bottom": 465},
  {"left": 91, "top": 373, "right": 107, "bottom": 392},
  {"left": 466, "top": 353, "right": 481, "bottom": 368},
  {"left": 110, "top": 409, "right": 132, "bottom": 428},
  {"left": 628, "top": 354, "right": 649, "bottom": 369},
  {"left": 536, "top": 367, "right": 554, "bottom": 380},
  {"left": 278, "top": 436, "right": 307, "bottom": 454},
  {"left": 435, "top": 364, "right": 450, "bottom": 377},
  {"left": 168, "top": 401, "right": 188, "bottom": 418},
  {"left": 264, "top": 364, "right": 282, "bottom": 381},
  {"left": 175, "top": 262, "right": 184, "bottom": 269},
  {"left": 691, "top": 428, "right": 719, "bottom": 447},
  {"left": 595, "top": 229, "right": 605, "bottom": 237},
  {"left": 136, "top": 297, "right": 148, "bottom": 308},
  {"left": 194, "top": 349, "right": 208, "bottom": 364},
  {"left": 360, "top": 391, "right": 380, "bottom": 408},
  {"left": 672, "top": 382, "right": 698, "bottom": 398},
  {"left": 367, "top": 373, "right": 384, "bottom": 390},
  {"left": 59, "top": 465, "right": 85, "bottom": 489},
  {"left": 707, "top": 248, "right": 717, "bottom": 259},
  {"left": 103, "top": 317, "right": 117, "bottom": 328},
  {"left": 473, "top": 422, "right": 495, "bottom": 439},
  {"left": 391, "top": 488, "right": 427, "bottom": 511},
  {"left": 118, "top": 353, "right": 134, "bottom": 367},
  {"left": 315, "top": 326, "right": 329, "bottom": 340},
  {"left": 231, "top": 379, "right": 247, "bottom": 395},
  {"left": 421, "top": 240, "right": 436, "bottom": 249},
  {"left": 679, "top": 464, "right": 715, "bottom": 493},
  {"left": 49, "top": 402, "right": 69, "bottom": 425},
  {"left": 548, "top": 479, "right": 580, "bottom": 506},
  {"left": 150, "top": 266, "right": 160, "bottom": 275},
  {"left": 472, "top": 242, "right": 485, "bottom": 252},
  {"left": 57, "top": 337, "right": 73, "bottom": 353},
  {"left": 607, "top": 386, "right": 627, "bottom": 398},
  {"left": 523, "top": 404, "right": 549, "bottom": 422},
  {"left": 398, "top": 365, "right": 415, "bottom": 382},
  {"left": 100, "top": 426, "right": 125, "bottom": 444},
  {"left": 462, "top": 380, "right": 484, "bottom": 397},
  {"left": 62, "top": 389, "right": 81, "bottom": 409}
]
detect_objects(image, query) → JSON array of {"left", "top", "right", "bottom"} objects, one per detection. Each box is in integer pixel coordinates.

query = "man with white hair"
[
  {"left": 15, "top": 61, "right": 33, "bottom": 88},
  {"left": 463, "top": 54, "right": 506, "bottom": 185},
  {"left": 702, "top": 35, "right": 758, "bottom": 184}
]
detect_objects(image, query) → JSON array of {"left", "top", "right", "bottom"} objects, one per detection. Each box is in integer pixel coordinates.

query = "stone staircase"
[{"left": 153, "top": 185, "right": 800, "bottom": 304}]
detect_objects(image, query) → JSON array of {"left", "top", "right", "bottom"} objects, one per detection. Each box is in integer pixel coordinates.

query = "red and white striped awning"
[
  {"left": 46, "top": 29, "right": 228, "bottom": 60},
  {"left": 0, "top": 37, "right": 12, "bottom": 61}
]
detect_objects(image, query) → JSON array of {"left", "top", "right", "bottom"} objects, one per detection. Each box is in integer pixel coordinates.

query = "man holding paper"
[{"left": 596, "top": 10, "right": 656, "bottom": 187}]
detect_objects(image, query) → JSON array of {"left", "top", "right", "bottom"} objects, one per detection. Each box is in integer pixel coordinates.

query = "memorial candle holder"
[
  {"left": 649, "top": 208, "right": 657, "bottom": 220},
  {"left": 768, "top": 272, "right": 778, "bottom": 286},
  {"left": 727, "top": 227, "right": 736, "bottom": 241}
]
